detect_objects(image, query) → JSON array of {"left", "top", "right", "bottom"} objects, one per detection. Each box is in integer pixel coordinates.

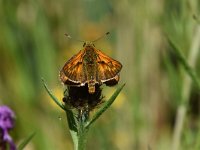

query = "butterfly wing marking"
[
  {"left": 96, "top": 49, "right": 122, "bottom": 84},
  {"left": 59, "top": 50, "right": 87, "bottom": 86},
  {"left": 103, "top": 74, "right": 120, "bottom": 86}
]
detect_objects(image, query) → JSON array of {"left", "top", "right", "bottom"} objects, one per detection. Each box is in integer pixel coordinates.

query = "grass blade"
[
  {"left": 85, "top": 84, "right": 125, "bottom": 128},
  {"left": 18, "top": 132, "right": 36, "bottom": 150},
  {"left": 42, "top": 79, "right": 65, "bottom": 110},
  {"left": 167, "top": 37, "right": 200, "bottom": 90}
]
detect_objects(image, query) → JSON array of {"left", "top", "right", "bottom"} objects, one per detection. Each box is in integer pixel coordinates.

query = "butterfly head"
[{"left": 83, "top": 41, "right": 95, "bottom": 48}]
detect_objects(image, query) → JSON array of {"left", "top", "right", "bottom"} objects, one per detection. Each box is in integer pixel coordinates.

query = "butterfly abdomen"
[{"left": 88, "top": 80, "right": 96, "bottom": 94}]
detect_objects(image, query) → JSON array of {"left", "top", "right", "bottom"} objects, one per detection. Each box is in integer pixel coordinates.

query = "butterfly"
[{"left": 59, "top": 40, "right": 122, "bottom": 94}]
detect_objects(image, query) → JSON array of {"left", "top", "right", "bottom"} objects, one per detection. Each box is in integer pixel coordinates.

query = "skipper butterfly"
[{"left": 60, "top": 33, "right": 122, "bottom": 94}]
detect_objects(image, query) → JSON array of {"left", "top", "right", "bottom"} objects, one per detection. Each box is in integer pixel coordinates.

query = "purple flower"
[{"left": 0, "top": 105, "right": 16, "bottom": 150}]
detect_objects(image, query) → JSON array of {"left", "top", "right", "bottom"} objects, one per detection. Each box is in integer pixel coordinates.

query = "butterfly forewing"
[
  {"left": 96, "top": 49, "right": 122, "bottom": 82},
  {"left": 60, "top": 50, "right": 87, "bottom": 85}
]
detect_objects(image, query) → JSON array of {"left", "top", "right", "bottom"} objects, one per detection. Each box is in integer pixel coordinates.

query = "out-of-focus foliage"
[{"left": 0, "top": 0, "right": 200, "bottom": 150}]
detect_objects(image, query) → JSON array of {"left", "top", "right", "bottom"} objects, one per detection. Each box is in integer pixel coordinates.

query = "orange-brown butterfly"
[{"left": 59, "top": 32, "right": 122, "bottom": 94}]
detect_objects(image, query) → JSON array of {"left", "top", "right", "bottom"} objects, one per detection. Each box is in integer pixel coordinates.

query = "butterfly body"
[
  {"left": 82, "top": 43, "right": 98, "bottom": 93},
  {"left": 60, "top": 41, "right": 122, "bottom": 94}
]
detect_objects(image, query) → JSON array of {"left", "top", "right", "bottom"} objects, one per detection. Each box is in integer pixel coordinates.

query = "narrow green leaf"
[
  {"left": 167, "top": 37, "right": 200, "bottom": 90},
  {"left": 42, "top": 79, "right": 66, "bottom": 110},
  {"left": 85, "top": 84, "right": 125, "bottom": 128},
  {"left": 66, "top": 109, "right": 78, "bottom": 132},
  {"left": 18, "top": 132, "right": 36, "bottom": 150}
]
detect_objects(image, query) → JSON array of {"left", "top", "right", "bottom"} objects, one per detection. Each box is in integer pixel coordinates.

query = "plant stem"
[
  {"left": 172, "top": 25, "right": 200, "bottom": 150},
  {"left": 76, "top": 110, "right": 89, "bottom": 150},
  {"left": 66, "top": 109, "right": 89, "bottom": 150},
  {"left": 42, "top": 84, "right": 125, "bottom": 150}
]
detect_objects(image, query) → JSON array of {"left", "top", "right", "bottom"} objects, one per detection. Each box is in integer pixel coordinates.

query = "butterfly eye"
[{"left": 83, "top": 42, "right": 86, "bottom": 47}]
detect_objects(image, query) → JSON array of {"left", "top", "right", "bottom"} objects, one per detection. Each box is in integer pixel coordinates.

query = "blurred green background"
[{"left": 0, "top": 0, "right": 200, "bottom": 150}]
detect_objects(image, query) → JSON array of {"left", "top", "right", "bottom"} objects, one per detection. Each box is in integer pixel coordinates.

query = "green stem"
[
  {"left": 66, "top": 109, "right": 89, "bottom": 150},
  {"left": 172, "top": 25, "right": 200, "bottom": 150},
  {"left": 76, "top": 110, "right": 89, "bottom": 150},
  {"left": 75, "top": 122, "right": 88, "bottom": 150}
]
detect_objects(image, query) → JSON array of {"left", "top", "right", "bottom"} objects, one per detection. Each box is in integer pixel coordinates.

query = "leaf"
[
  {"left": 85, "top": 84, "right": 125, "bottom": 128},
  {"left": 17, "top": 132, "right": 36, "bottom": 150},
  {"left": 42, "top": 78, "right": 66, "bottom": 110},
  {"left": 167, "top": 37, "right": 200, "bottom": 90},
  {"left": 66, "top": 109, "right": 78, "bottom": 132}
]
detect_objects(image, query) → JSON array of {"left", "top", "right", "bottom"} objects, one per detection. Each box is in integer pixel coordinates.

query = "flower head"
[
  {"left": 0, "top": 105, "right": 16, "bottom": 150},
  {"left": 0, "top": 106, "right": 15, "bottom": 129},
  {"left": 63, "top": 84, "right": 104, "bottom": 111}
]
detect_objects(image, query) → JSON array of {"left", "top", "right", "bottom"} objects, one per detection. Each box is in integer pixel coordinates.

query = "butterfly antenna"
[
  {"left": 64, "top": 33, "right": 85, "bottom": 43},
  {"left": 92, "top": 32, "right": 110, "bottom": 42}
]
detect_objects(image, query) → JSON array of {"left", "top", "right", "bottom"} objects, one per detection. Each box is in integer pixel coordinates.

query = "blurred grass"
[{"left": 0, "top": 0, "right": 200, "bottom": 150}]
